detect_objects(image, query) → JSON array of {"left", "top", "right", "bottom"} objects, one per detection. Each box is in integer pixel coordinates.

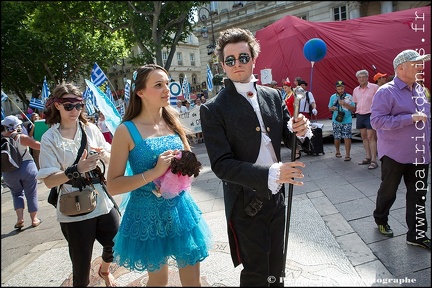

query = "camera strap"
[
  {"left": 336, "top": 93, "right": 347, "bottom": 112},
  {"left": 64, "top": 122, "right": 87, "bottom": 190}
]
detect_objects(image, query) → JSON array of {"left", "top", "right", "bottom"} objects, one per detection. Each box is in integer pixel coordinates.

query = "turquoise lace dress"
[{"left": 113, "top": 121, "right": 211, "bottom": 272}]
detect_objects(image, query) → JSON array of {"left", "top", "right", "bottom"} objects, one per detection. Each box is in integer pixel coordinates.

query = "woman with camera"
[
  {"left": 328, "top": 81, "right": 356, "bottom": 161},
  {"left": 36, "top": 83, "right": 119, "bottom": 287}
]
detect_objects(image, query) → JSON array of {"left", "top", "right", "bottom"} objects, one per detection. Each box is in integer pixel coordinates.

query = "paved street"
[{"left": 1, "top": 124, "right": 430, "bottom": 286}]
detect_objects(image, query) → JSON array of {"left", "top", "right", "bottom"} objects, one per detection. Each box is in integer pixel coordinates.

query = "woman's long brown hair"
[{"left": 123, "top": 64, "right": 190, "bottom": 149}]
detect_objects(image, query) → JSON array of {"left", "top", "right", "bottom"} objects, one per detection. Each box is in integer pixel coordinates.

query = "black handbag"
[
  {"left": 335, "top": 110, "right": 345, "bottom": 122},
  {"left": 335, "top": 100, "right": 345, "bottom": 122},
  {"left": 47, "top": 123, "right": 87, "bottom": 208}
]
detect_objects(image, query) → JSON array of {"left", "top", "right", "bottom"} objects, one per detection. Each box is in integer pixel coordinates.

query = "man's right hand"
[{"left": 277, "top": 161, "right": 305, "bottom": 186}]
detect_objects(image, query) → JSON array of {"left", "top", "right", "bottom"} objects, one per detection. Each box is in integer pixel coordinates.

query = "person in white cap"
[
  {"left": 1, "top": 115, "right": 41, "bottom": 229},
  {"left": 370, "top": 49, "right": 431, "bottom": 249}
]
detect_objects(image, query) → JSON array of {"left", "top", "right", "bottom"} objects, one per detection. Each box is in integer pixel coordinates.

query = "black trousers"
[
  {"left": 60, "top": 208, "right": 120, "bottom": 287},
  {"left": 373, "top": 156, "right": 429, "bottom": 241},
  {"left": 231, "top": 191, "right": 286, "bottom": 287}
]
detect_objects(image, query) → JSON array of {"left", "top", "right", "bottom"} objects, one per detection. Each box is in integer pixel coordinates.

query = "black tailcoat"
[{"left": 200, "top": 78, "right": 297, "bottom": 266}]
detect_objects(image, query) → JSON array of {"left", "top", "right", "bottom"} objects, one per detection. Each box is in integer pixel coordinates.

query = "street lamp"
[{"left": 198, "top": 7, "right": 216, "bottom": 55}]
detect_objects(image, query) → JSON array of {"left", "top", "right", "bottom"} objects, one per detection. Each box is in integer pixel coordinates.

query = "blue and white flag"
[
  {"left": 85, "top": 100, "right": 96, "bottom": 116},
  {"left": 206, "top": 64, "right": 214, "bottom": 92},
  {"left": 119, "top": 103, "right": 125, "bottom": 118},
  {"left": 1, "top": 90, "right": 9, "bottom": 103},
  {"left": 2, "top": 91, "right": 9, "bottom": 120},
  {"left": 42, "top": 76, "right": 50, "bottom": 103},
  {"left": 124, "top": 79, "right": 131, "bottom": 105},
  {"left": 91, "top": 63, "right": 108, "bottom": 87},
  {"left": 182, "top": 75, "right": 190, "bottom": 100},
  {"left": 85, "top": 80, "right": 122, "bottom": 136},
  {"left": 83, "top": 86, "right": 97, "bottom": 115},
  {"left": 29, "top": 98, "right": 45, "bottom": 110},
  {"left": 105, "top": 85, "right": 114, "bottom": 105}
]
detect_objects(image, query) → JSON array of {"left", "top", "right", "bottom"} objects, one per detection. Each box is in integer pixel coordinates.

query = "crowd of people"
[{"left": 1, "top": 27, "right": 431, "bottom": 286}]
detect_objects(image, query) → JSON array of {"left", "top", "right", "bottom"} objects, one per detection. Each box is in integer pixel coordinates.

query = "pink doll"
[{"left": 153, "top": 150, "right": 202, "bottom": 199}]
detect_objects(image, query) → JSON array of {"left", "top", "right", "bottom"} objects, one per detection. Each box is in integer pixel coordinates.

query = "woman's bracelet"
[{"left": 141, "top": 173, "right": 148, "bottom": 185}]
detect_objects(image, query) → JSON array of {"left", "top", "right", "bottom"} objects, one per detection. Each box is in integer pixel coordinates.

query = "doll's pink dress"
[{"left": 153, "top": 153, "right": 194, "bottom": 199}]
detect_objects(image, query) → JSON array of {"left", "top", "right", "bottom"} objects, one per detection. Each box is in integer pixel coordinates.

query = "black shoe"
[
  {"left": 377, "top": 224, "right": 393, "bottom": 237},
  {"left": 407, "top": 237, "right": 431, "bottom": 250}
]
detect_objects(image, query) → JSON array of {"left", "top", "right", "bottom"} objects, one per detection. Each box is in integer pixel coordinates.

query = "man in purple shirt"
[{"left": 370, "top": 49, "right": 431, "bottom": 250}]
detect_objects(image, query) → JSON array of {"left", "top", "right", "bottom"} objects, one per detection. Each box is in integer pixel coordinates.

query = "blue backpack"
[{"left": 1, "top": 133, "right": 26, "bottom": 172}]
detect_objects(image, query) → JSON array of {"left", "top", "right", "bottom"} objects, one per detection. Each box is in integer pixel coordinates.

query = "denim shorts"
[{"left": 356, "top": 113, "right": 372, "bottom": 129}]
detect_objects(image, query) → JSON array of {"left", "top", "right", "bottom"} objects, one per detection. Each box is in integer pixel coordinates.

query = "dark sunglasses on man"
[{"left": 224, "top": 53, "right": 251, "bottom": 67}]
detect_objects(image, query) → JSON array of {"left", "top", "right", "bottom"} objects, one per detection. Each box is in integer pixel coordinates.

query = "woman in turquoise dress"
[{"left": 107, "top": 64, "right": 211, "bottom": 286}]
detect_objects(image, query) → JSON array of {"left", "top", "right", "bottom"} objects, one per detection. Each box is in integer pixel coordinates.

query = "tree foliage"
[
  {"left": 1, "top": 1, "right": 129, "bottom": 103},
  {"left": 61, "top": 1, "right": 207, "bottom": 69},
  {"left": 1, "top": 1, "right": 207, "bottom": 104}
]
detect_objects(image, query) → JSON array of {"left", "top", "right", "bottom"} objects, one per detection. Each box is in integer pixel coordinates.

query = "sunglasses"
[
  {"left": 224, "top": 53, "right": 251, "bottom": 67},
  {"left": 62, "top": 103, "right": 84, "bottom": 111}
]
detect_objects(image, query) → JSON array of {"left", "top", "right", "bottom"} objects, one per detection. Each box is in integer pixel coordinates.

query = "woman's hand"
[
  {"left": 154, "top": 150, "right": 178, "bottom": 175},
  {"left": 77, "top": 149, "right": 100, "bottom": 173},
  {"left": 90, "top": 146, "right": 110, "bottom": 163}
]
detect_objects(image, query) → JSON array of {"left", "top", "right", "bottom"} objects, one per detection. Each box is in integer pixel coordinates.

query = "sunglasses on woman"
[
  {"left": 62, "top": 103, "right": 84, "bottom": 111},
  {"left": 224, "top": 53, "right": 251, "bottom": 67}
]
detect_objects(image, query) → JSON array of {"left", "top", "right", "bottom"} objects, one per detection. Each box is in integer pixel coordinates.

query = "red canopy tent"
[{"left": 254, "top": 6, "right": 431, "bottom": 120}]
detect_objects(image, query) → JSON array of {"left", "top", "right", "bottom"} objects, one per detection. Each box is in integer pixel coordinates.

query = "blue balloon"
[{"left": 303, "top": 38, "right": 327, "bottom": 62}]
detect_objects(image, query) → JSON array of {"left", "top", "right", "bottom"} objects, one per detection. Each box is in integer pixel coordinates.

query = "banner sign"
[{"left": 178, "top": 106, "right": 201, "bottom": 133}]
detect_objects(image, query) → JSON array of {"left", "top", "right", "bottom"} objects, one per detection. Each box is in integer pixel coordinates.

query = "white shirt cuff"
[
  {"left": 287, "top": 118, "right": 313, "bottom": 141},
  {"left": 269, "top": 162, "right": 283, "bottom": 194}
]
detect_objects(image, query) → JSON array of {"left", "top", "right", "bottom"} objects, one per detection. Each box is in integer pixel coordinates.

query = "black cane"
[{"left": 281, "top": 87, "right": 306, "bottom": 279}]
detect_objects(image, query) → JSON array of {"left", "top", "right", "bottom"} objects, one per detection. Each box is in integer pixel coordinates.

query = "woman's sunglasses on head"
[
  {"left": 224, "top": 53, "right": 251, "bottom": 67},
  {"left": 62, "top": 103, "right": 84, "bottom": 111}
]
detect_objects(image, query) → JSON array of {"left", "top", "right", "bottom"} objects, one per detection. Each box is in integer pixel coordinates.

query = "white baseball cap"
[
  {"left": 393, "top": 49, "right": 431, "bottom": 70},
  {"left": 1, "top": 115, "right": 23, "bottom": 131}
]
